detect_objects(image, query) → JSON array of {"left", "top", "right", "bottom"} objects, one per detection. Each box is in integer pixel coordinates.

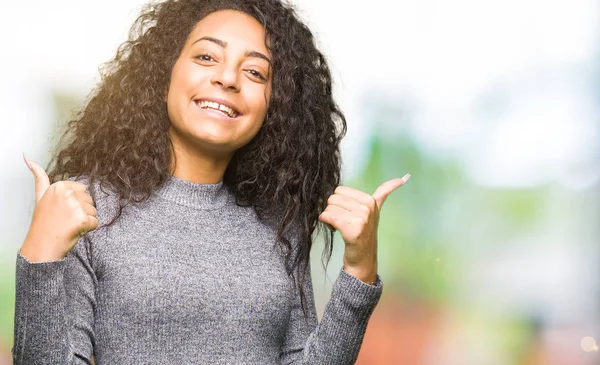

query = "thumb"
[
  {"left": 372, "top": 173, "right": 411, "bottom": 209},
  {"left": 23, "top": 154, "right": 50, "bottom": 203}
]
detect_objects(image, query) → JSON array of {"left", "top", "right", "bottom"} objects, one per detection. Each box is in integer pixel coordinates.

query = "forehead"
[{"left": 186, "top": 10, "right": 269, "bottom": 54}]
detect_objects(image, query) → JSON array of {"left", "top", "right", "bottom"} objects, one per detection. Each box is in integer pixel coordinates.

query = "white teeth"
[{"left": 196, "top": 100, "right": 237, "bottom": 118}]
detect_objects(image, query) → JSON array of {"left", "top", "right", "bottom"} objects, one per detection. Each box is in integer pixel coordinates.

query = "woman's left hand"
[{"left": 318, "top": 173, "right": 410, "bottom": 284}]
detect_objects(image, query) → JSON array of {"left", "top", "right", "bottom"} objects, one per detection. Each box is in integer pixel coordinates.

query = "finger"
[
  {"left": 84, "top": 215, "right": 99, "bottom": 234},
  {"left": 23, "top": 154, "right": 50, "bottom": 203},
  {"left": 61, "top": 181, "right": 88, "bottom": 193},
  {"left": 333, "top": 186, "right": 376, "bottom": 207},
  {"left": 78, "top": 216, "right": 98, "bottom": 238},
  {"left": 80, "top": 202, "right": 97, "bottom": 217},
  {"left": 74, "top": 191, "right": 95, "bottom": 207},
  {"left": 319, "top": 205, "right": 350, "bottom": 230},
  {"left": 319, "top": 210, "right": 337, "bottom": 230},
  {"left": 327, "top": 194, "right": 366, "bottom": 213},
  {"left": 372, "top": 173, "right": 411, "bottom": 208},
  {"left": 89, "top": 215, "right": 99, "bottom": 231}
]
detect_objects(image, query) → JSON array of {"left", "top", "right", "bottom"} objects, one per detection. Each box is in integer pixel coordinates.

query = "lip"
[{"left": 193, "top": 97, "right": 243, "bottom": 118}]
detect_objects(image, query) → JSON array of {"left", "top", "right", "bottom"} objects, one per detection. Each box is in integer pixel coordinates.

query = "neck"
[
  {"left": 169, "top": 128, "right": 233, "bottom": 184},
  {"left": 154, "top": 174, "right": 229, "bottom": 210}
]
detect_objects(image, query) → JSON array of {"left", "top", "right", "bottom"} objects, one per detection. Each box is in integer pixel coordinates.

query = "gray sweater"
[{"left": 12, "top": 175, "right": 383, "bottom": 364}]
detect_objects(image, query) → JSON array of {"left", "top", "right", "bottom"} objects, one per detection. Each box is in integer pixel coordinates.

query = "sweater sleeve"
[
  {"left": 279, "top": 264, "right": 383, "bottom": 364},
  {"left": 12, "top": 235, "right": 97, "bottom": 365}
]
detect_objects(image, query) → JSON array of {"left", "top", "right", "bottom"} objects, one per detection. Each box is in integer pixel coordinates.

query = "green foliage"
[
  {"left": 347, "top": 127, "right": 547, "bottom": 305},
  {"left": 347, "top": 132, "right": 462, "bottom": 303},
  {"left": 0, "top": 257, "right": 15, "bottom": 350}
]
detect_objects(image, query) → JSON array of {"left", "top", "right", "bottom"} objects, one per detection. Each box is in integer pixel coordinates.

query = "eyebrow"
[{"left": 192, "top": 36, "right": 272, "bottom": 64}]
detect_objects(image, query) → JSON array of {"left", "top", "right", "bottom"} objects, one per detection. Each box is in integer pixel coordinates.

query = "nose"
[{"left": 211, "top": 62, "right": 240, "bottom": 92}]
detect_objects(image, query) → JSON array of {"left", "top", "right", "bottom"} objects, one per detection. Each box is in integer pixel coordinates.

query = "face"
[{"left": 166, "top": 10, "right": 272, "bottom": 157}]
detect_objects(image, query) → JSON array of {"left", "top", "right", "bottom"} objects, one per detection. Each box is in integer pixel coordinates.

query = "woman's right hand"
[{"left": 19, "top": 154, "right": 98, "bottom": 263}]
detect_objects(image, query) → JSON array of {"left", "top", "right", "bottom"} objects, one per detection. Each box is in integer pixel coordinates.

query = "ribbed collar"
[{"left": 153, "top": 174, "right": 229, "bottom": 210}]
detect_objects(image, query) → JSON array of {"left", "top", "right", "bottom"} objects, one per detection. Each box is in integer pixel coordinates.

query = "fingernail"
[
  {"left": 401, "top": 173, "right": 411, "bottom": 183},
  {"left": 22, "top": 153, "right": 33, "bottom": 171}
]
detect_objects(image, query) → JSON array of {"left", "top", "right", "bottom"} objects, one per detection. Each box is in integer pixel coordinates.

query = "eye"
[
  {"left": 195, "top": 53, "right": 215, "bottom": 62},
  {"left": 247, "top": 69, "right": 267, "bottom": 81}
]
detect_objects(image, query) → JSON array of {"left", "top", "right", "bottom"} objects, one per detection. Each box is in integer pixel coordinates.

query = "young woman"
[{"left": 13, "top": 0, "right": 409, "bottom": 363}]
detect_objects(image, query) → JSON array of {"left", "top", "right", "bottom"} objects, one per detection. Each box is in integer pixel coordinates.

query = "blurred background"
[{"left": 1, "top": 0, "right": 599, "bottom": 364}]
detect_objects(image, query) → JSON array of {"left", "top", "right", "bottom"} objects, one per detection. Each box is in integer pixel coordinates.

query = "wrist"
[
  {"left": 20, "top": 234, "right": 67, "bottom": 263},
  {"left": 342, "top": 265, "right": 378, "bottom": 285}
]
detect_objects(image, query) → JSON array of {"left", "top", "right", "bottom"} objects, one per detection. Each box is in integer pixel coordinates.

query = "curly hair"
[{"left": 47, "top": 0, "right": 347, "bottom": 317}]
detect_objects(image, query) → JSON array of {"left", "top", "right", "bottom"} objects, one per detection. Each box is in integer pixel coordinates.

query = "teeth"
[
  {"left": 197, "top": 100, "right": 237, "bottom": 118},
  {"left": 218, "top": 104, "right": 235, "bottom": 117}
]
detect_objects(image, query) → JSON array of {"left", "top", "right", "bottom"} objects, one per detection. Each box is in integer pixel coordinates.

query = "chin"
[{"left": 192, "top": 136, "right": 242, "bottom": 154}]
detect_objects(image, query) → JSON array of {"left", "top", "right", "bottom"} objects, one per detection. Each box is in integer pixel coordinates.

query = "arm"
[
  {"left": 12, "top": 235, "right": 97, "bottom": 365},
  {"left": 282, "top": 175, "right": 408, "bottom": 364},
  {"left": 280, "top": 264, "right": 382, "bottom": 365}
]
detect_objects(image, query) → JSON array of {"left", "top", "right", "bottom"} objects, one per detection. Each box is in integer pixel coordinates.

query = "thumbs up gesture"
[
  {"left": 318, "top": 174, "right": 410, "bottom": 284},
  {"left": 19, "top": 154, "right": 98, "bottom": 263}
]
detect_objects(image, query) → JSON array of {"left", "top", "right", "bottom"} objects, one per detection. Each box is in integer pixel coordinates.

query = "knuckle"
[
  {"left": 63, "top": 188, "right": 75, "bottom": 199},
  {"left": 49, "top": 182, "right": 62, "bottom": 194},
  {"left": 73, "top": 206, "right": 87, "bottom": 224},
  {"left": 327, "top": 195, "right": 336, "bottom": 205},
  {"left": 366, "top": 195, "right": 377, "bottom": 209},
  {"left": 354, "top": 216, "right": 367, "bottom": 227},
  {"left": 77, "top": 221, "right": 89, "bottom": 233},
  {"left": 78, "top": 212, "right": 89, "bottom": 227},
  {"left": 360, "top": 204, "right": 370, "bottom": 215}
]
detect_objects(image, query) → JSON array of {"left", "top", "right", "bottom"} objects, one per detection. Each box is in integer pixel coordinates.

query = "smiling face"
[{"left": 166, "top": 10, "right": 272, "bottom": 159}]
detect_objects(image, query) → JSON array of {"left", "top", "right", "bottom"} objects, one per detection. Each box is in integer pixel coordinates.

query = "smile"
[{"left": 194, "top": 100, "right": 240, "bottom": 118}]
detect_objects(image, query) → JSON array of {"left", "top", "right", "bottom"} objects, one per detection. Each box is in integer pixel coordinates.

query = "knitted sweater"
[{"left": 12, "top": 175, "right": 383, "bottom": 364}]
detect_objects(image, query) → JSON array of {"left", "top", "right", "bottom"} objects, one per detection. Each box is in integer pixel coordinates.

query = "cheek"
[
  {"left": 168, "top": 62, "right": 203, "bottom": 102},
  {"left": 166, "top": 68, "right": 184, "bottom": 116},
  {"left": 243, "top": 88, "right": 270, "bottom": 141},
  {"left": 250, "top": 85, "right": 271, "bottom": 121},
  {"left": 166, "top": 64, "right": 202, "bottom": 124}
]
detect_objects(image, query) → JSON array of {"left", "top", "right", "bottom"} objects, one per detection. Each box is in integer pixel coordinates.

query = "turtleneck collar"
[{"left": 153, "top": 174, "right": 229, "bottom": 210}]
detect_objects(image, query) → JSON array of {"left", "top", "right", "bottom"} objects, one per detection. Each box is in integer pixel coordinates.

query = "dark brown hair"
[{"left": 47, "top": 0, "right": 346, "bottom": 316}]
